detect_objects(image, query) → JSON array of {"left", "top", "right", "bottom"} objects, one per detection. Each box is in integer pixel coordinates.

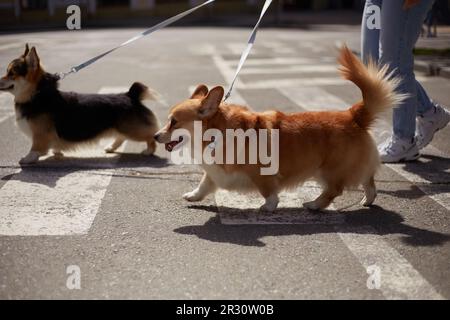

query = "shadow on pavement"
[
  {"left": 1, "top": 153, "right": 170, "bottom": 188},
  {"left": 378, "top": 154, "right": 450, "bottom": 199},
  {"left": 174, "top": 205, "right": 450, "bottom": 247},
  {"left": 404, "top": 154, "right": 450, "bottom": 183}
]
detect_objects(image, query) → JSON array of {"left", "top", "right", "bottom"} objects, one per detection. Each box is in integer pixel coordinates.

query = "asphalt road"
[{"left": 0, "top": 26, "right": 449, "bottom": 299}]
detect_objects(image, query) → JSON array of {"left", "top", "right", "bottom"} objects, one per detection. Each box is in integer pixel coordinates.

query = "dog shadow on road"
[
  {"left": 174, "top": 205, "right": 450, "bottom": 248},
  {"left": 0, "top": 153, "right": 170, "bottom": 188}
]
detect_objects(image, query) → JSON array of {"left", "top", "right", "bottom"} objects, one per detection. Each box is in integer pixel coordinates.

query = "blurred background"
[{"left": 0, "top": 0, "right": 449, "bottom": 29}]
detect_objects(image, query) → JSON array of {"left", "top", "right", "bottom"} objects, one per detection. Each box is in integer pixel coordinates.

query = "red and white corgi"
[{"left": 154, "top": 46, "right": 405, "bottom": 211}]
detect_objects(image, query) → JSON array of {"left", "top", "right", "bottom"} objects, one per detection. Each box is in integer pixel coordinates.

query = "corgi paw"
[
  {"left": 303, "top": 201, "right": 322, "bottom": 211},
  {"left": 183, "top": 190, "right": 203, "bottom": 202},
  {"left": 141, "top": 148, "right": 155, "bottom": 156},
  {"left": 19, "top": 152, "right": 40, "bottom": 165},
  {"left": 53, "top": 151, "right": 64, "bottom": 158},
  {"left": 105, "top": 147, "right": 116, "bottom": 154},
  {"left": 361, "top": 196, "right": 376, "bottom": 207},
  {"left": 260, "top": 195, "right": 279, "bottom": 212},
  {"left": 260, "top": 203, "right": 277, "bottom": 212}
]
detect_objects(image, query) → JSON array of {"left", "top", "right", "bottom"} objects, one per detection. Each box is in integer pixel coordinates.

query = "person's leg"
[
  {"left": 379, "top": 0, "right": 435, "bottom": 140},
  {"left": 361, "top": 0, "right": 435, "bottom": 120},
  {"left": 416, "top": 82, "right": 436, "bottom": 115},
  {"left": 361, "top": 0, "right": 382, "bottom": 64}
]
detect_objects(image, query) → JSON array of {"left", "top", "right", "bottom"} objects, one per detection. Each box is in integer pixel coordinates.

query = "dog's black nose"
[{"left": 154, "top": 133, "right": 161, "bottom": 141}]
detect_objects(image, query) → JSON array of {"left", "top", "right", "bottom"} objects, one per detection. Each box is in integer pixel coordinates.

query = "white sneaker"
[
  {"left": 416, "top": 105, "right": 450, "bottom": 150},
  {"left": 378, "top": 136, "right": 420, "bottom": 163}
]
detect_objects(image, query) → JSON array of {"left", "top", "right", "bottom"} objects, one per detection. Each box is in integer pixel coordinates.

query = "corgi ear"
[
  {"left": 198, "top": 86, "right": 224, "bottom": 119},
  {"left": 23, "top": 44, "right": 30, "bottom": 57},
  {"left": 191, "top": 84, "right": 209, "bottom": 99},
  {"left": 25, "top": 47, "right": 40, "bottom": 71}
]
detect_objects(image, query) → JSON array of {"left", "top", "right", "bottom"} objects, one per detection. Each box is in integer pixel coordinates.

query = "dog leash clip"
[
  {"left": 223, "top": 91, "right": 231, "bottom": 102},
  {"left": 55, "top": 68, "right": 77, "bottom": 81}
]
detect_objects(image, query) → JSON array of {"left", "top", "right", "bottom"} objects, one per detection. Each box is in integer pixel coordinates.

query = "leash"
[
  {"left": 56, "top": 0, "right": 216, "bottom": 80},
  {"left": 223, "top": 0, "right": 273, "bottom": 101}
]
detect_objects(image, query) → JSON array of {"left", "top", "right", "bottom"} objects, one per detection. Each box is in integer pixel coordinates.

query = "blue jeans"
[{"left": 361, "top": 0, "right": 437, "bottom": 140}]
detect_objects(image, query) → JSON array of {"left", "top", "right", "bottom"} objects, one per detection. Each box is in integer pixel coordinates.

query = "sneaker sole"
[
  {"left": 381, "top": 152, "right": 420, "bottom": 163},
  {"left": 399, "top": 153, "right": 420, "bottom": 162},
  {"left": 418, "top": 117, "right": 450, "bottom": 150}
]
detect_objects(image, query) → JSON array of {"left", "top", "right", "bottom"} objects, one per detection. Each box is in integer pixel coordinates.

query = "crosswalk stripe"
[
  {"left": 246, "top": 77, "right": 346, "bottom": 88},
  {"left": 207, "top": 86, "right": 444, "bottom": 299},
  {"left": 0, "top": 93, "right": 14, "bottom": 124},
  {"left": 239, "top": 65, "right": 337, "bottom": 75},
  {"left": 212, "top": 44, "right": 431, "bottom": 91},
  {"left": 279, "top": 86, "right": 450, "bottom": 211},
  {"left": 337, "top": 226, "right": 444, "bottom": 299},
  {"left": 246, "top": 76, "right": 430, "bottom": 90},
  {"left": 279, "top": 87, "right": 349, "bottom": 111},
  {"left": 0, "top": 42, "right": 26, "bottom": 52},
  {"left": 227, "top": 57, "right": 319, "bottom": 66},
  {"left": 0, "top": 87, "right": 128, "bottom": 236}
]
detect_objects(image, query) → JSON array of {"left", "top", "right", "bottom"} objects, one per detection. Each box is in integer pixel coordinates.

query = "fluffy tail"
[
  {"left": 338, "top": 45, "right": 407, "bottom": 129},
  {"left": 128, "top": 82, "right": 160, "bottom": 101}
]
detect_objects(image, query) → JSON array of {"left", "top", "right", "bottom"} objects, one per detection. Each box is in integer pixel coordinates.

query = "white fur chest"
[
  {"left": 15, "top": 109, "right": 32, "bottom": 138},
  {"left": 202, "top": 164, "right": 255, "bottom": 191}
]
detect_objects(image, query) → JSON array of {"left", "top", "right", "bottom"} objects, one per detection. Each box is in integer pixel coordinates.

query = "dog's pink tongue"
[{"left": 165, "top": 141, "right": 177, "bottom": 152}]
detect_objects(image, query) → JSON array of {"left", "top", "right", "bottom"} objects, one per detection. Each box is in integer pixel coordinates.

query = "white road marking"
[
  {"left": 0, "top": 43, "right": 26, "bottom": 52},
  {"left": 249, "top": 41, "right": 297, "bottom": 54},
  {"left": 279, "top": 87, "right": 349, "bottom": 111},
  {"left": 0, "top": 87, "right": 128, "bottom": 236},
  {"left": 212, "top": 53, "right": 341, "bottom": 99},
  {"left": 212, "top": 54, "right": 240, "bottom": 86},
  {"left": 246, "top": 76, "right": 429, "bottom": 89},
  {"left": 214, "top": 47, "right": 430, "bottom": 91},
  {"left": 212, "top": 86, "right": 444, "bottom": 299},
  {"left": 227, "top": 57, "right": 318, "bottom": 66},
  {"left": 0, "top": 93, "right": 14, "bottom": 124},
  {"left": 189, "top": 44, "right": 217, "bottom": 56},
  {"left": 239, "top": 65, "right": 337, "bottom": 75},
  {"left": 338, "top": 227, "right": 444, "bottom": 300},
  {"left": 246, "top": 77, "right": 345, "bottom": 88},
  {"left": 279, "top": 86, "right": 450, "bottom": 211},
  {"left": 97, "top": 87, "right": 127, "bottom": 94}
]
